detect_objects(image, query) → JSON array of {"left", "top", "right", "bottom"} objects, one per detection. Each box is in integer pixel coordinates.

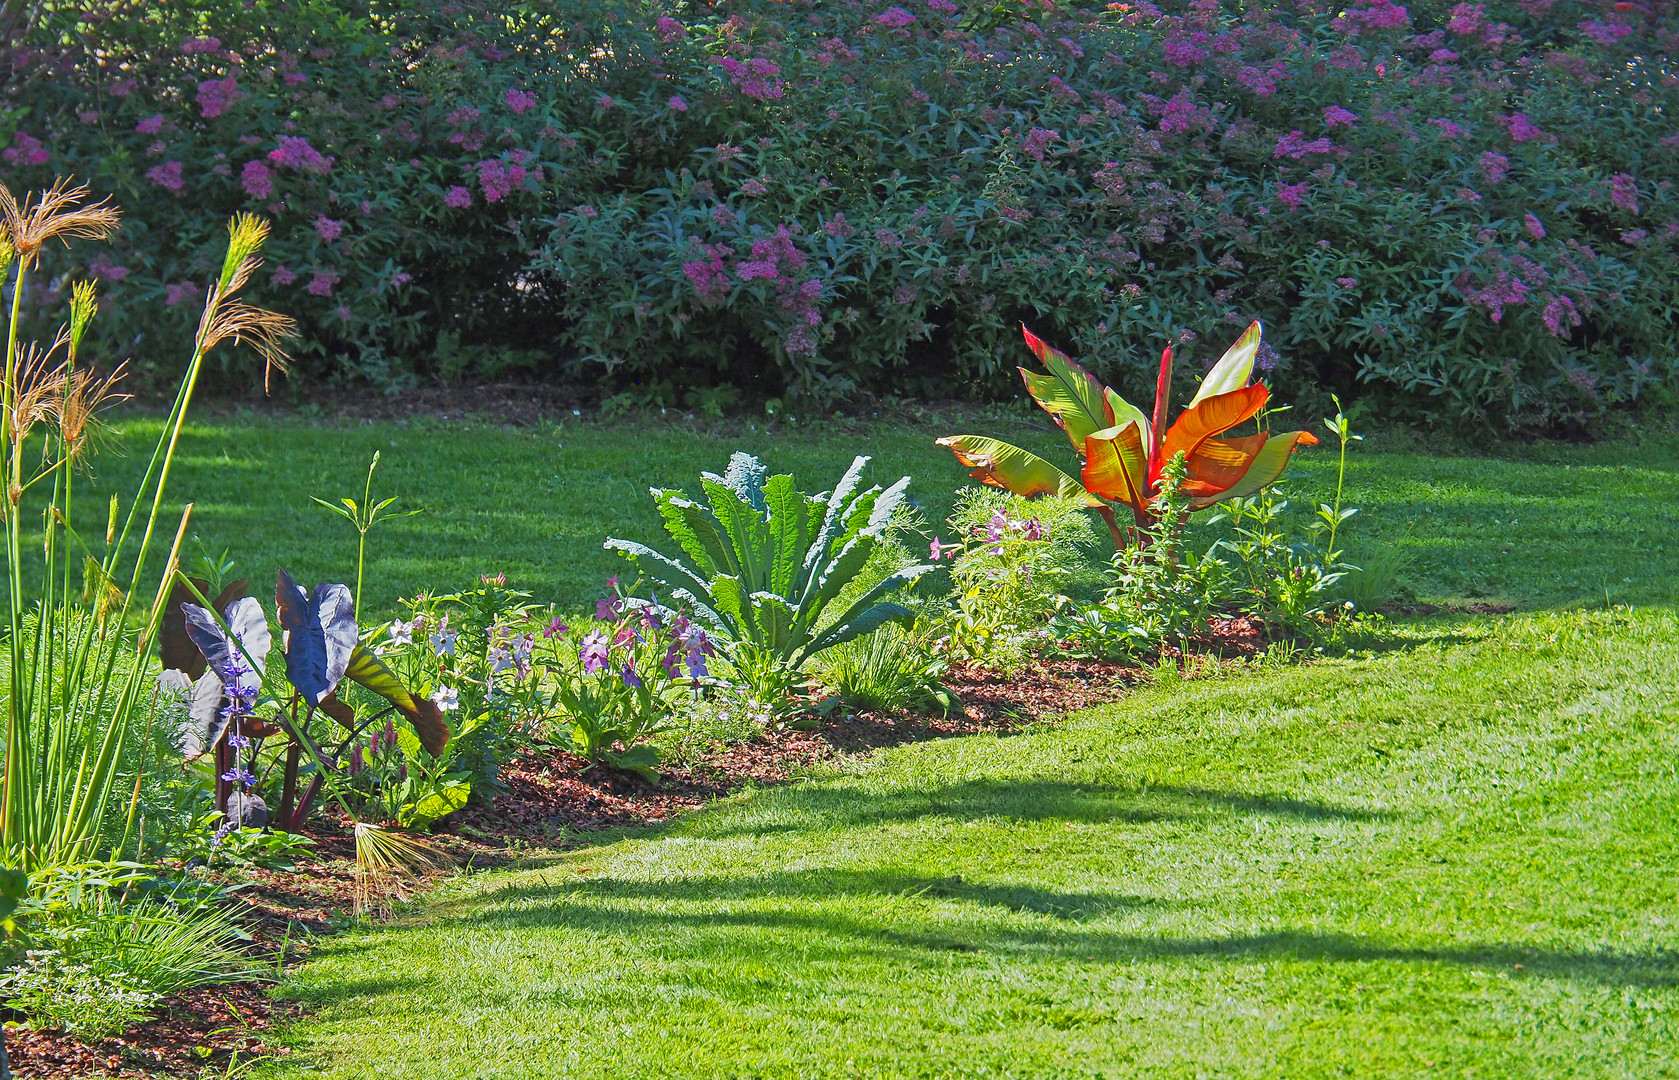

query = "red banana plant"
[{"left": 939, "top": 322, "right": 1318, "bottom": 547}]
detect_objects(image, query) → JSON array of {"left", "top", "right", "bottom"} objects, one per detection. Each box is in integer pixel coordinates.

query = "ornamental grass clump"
[{"left": 0, "top": 181, "right": 292, "bottom": 873}]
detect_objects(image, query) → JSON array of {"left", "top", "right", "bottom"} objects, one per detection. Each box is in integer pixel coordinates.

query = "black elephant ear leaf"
[
  {"left": 213, "top": 577, "right": 249, "bottom": 611},
  {"left": 275, "top": 569, "right": 359, "bottom": 707},
  {"left": 314, "top": 582, "right": 358, "bottom": 693},
  {"left": 182, "top": 598, "right": 270, "bottom": 695},
  {"left": 182, "top": 670, "right": 223, "bottom": 758},
  {"left": 161, "top": 577, "right": 212, "bottom": 677}
]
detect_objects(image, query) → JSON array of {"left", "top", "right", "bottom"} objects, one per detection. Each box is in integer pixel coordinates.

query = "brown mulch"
[{"left": 8, "top": 623, "right": 1270, "bottom": 1077}]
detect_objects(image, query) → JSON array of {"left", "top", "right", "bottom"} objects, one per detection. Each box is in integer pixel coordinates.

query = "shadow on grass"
[{"left": 674, "top": 779, "right": 1392, "bottom": 840}]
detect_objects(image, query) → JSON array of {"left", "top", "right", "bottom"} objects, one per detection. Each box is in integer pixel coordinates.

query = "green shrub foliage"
[{"left": 9, "top": 1, "right": 1677, "bottom": 427}]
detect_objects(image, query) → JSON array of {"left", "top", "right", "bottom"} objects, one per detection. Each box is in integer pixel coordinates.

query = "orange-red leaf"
[
  {"left": 1082, "top": 422, "right": 1151, "bottom": 512},
  {"left": 1188, "top": 429, "right": 1320, "bottom": 508},
  {"left": 1182, "top": 433, "right": 1268, "bottom": 498},
  {"left": 1159, "top": 383, "right": 1269, "bottom": 476},
  {"left": 937, "top": 435, "right": 1098, "bottom": 505},
  {"left": 1019, "top": 326, "right": 1115, "bottom": 453}
]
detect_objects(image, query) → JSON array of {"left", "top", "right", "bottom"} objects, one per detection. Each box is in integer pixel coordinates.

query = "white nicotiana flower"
[
  {"left": 430, "top": 617, "right": 458, "bottom": 657},
  {"left": 388, "top": 618, "right": 415, "bottom": 646},
  {"left": 431, "top": 686, "right": 459, "bottom": 711}
]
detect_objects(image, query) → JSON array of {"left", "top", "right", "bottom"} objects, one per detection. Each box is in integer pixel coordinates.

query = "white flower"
[
  {"left": 431, "top": 686, "right": 459, "bottom": 711},
  {"left": 388, "top": 619, "right": 415, "bottom": 646},
  {"left": 430, "top": 616, "right": 458, "bottom": 657}
]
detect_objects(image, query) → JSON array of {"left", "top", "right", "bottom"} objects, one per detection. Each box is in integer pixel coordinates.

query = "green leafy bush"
[{"left": 10, "top": 1, "right": 1676, "bottom": 427}]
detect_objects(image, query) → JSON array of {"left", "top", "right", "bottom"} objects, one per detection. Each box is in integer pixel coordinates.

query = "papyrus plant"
[
  {"left": 0, "top": 179, "right": 293, "bottom": 870},
  {"left": 940, "top": 323, "right": 1318, "bottom": 548}
]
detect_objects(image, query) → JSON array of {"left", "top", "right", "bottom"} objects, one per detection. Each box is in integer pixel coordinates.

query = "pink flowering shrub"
[{"left": 9, "top": 0, "right": 1678, "bottom": 430}]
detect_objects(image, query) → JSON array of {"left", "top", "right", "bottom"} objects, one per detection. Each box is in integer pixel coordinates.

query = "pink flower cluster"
[
  {"left": 267, "top": 135, "right": 333, "bottom": 174},
  {"left": 874, "top": 7, "right": 916, "bottom": 29},
  {"left": 1323, "top": 106, "right": 1359, "bottom": 128},
  {"left": 1338, "top": 0, "right": 1411, "bottom": 35},
  {"left": 147, "top": 160, "right": 185, "bottom": 193},
  {"left": 1480, "top": 152, "right": 1510, "bottom": 185},
  {"left": 1610, "top": 173, "right": 1639, "bottom": 214},
  {"left": 504, "top": 88, "right": 537, "bottom": 115},
  {"left": 307, "top": 270, "right": 341, "bottom": 297},
  {"left": 315, "top": 215, "right": 345, "bottom": 243},
  {"left": 197, "top": 77, "right": 241, "bottom": 119},
  {"left": 1020, "top": 127, "right": 1059, "bottom": 161},
  {"left": 241, "top": 160, "right": 272, "bottom": 199},
  {"left": 180, "top": 37, "right": 221, "bottom": 55},
  {"left": 1274, "top": 131, "right": 1336, "bottom": 159},
  {"left": 135, "top": 115, "right": 165, "bottom": 135},
  {"left": 654, "top": 16, "right": 686, "bottom": 42},
  {"left": 2, "top": 131, "right": 49, "bottom": 166},
  {"left": 164, "top": 280, "right": 201, "bottom": 307},
  {"left": 1500, "top": 112, "right": 1545, "bottom": 143},
  {"left": 718, "top": 57, "right": 784, "bottom": 101},
  {"left": 682, "top": 243, "right": 732, "bottom": 304},
  {"left": 1158, "top": 94, "right": 1214, "bottom": 135},
  {"left": 479, "top": 155, "right": 536, "bottom": 203},
  {"left": 1275, "top": 181, "right": 1309, "bottom": 209}
]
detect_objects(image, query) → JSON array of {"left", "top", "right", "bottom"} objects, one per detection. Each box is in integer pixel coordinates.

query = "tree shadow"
[{"left": 676, "top": 778, "right": 1391, "bottom": 840}]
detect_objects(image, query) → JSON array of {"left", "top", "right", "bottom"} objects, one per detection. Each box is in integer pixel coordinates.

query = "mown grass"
[
  {"left": 262, "top": 606, "right": 1679, "bottom": 1079},
  {"left": 64, "top": 409, "right": 1679, "bottom": 617}
]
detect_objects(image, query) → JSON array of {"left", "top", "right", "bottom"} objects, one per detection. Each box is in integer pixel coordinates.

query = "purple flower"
[
  {"left": 1542, "top": 294, "right": 1580, "bottom": 338},
  {"left": 1524, "top": 213, "right": 1546, "bottom": 239},
  {"left": 197, "top": 77, "right": 241, "bottom": 119},
  {"left": 1, "top": 132, "right": 49, "bottom": 167},
  {"left": 1429, "top": 118, "right": 1464, "bottom": 139},
  {"left": 444, "top": 185, "right": 473, "bottom": 208},
  {"left": 270, "top": 265, "right": 297, "bottom": 287},
  {"left": 1022, "top": 518, "right": 1044, "bottom": 541},
  {"left": 595, "top": 596, "right": 622, "bottom": 621},
  {"left": 164, "top": 280, "right": 200, "bottom": 307},
  {"left": 1480, "top": 152, "right": 1510, "bottom": 185},
  {"left": 136, "top": 115, "right": 165, "bottom": 135},
  {"left": 267, "top": 135, "right": 333, "bottom": 174},
  {"left": 241, "top": 160, "right": 273, "bottom": 199},
  {"left": 181, "top": 36, "right": 221, "bottom": 55},
  {"left": 1501, "top": 112, "right": 1544, "bottom": 143},
  {"left": 1323, "top": 106, "right": 1359, "bottom": 128},
  {"left": 306, "top": 270, "right": 340, "bottom": 297},
  {"left": 315, "top": 215, "right": 345, "bottom": 243},
  {"left": 875, "top": 7, "right": 916, "bottom": 28},
  {"left": 1276, "top": 181, "right": 1309, "bottom": 209},
  {"left": 147, "top": 161, "right": 186, "bottom": 193},
  {"left": 228, "top": 734, "right": 252, "bottom": 750},
  {"left": 1274, "top": 131, "right": 1336, "bottom": 159},
  {"left": 1610, "top": 173, "right": 1640, "bottom": 215},
  {"left": 1336, "top": 276, "right": 1359, "bottom": 288},
  {"left": 505, "top": 88, "right": 537, "bottom": 114},
  {"left": 655, "top": 16, "right": 686, "bottom": 42},
  {"left": 930, "top": 537, "right": 952, "bottom": 561},
  {"left": 220, "top": 767, "right": 257, "bottom": 789},
  {"left": 669, "top": 95, "right": 688, "bottom": 112},
  {"left": 1020, "top": 127, "right": 1059, "bottom": 162},
  {"left": 621, "top": 664, "right": 642, "bottom": 688},
  {"left": 543, "top": 616, "right": 569, "bottom": 639},
  {"left": 580, "top": 630, "right": 610, "bottom": 674}
]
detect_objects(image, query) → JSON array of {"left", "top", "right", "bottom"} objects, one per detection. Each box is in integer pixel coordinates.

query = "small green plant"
[
  {"left": 606, "top": 452, "right": 934, "bottom": 674},
  {"left": 0, "top": 949, "right": 157, "bottom": 1039},
  {"left": 820, "top": 624, "right": 956, "bottom": 718},
  {"left": 929, "top": 491, "right": 1091, "bottom": 673},
  {"left": 312, "top": 450, "right": 421, "bottom": 624},
  {"left": 1051, "top": 453, "right": 1232, "bottom": 661}
]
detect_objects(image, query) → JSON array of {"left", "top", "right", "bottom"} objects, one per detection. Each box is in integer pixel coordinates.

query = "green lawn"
[
  {"left": 262, "top": 606, "right": 1679, "bottom": 1079},
  {"left": 70, "top": 410, "right": 1679, "bottom": 617},
  {"left": 69, "top": 411, "right": 1679, "bottom": 1077}
]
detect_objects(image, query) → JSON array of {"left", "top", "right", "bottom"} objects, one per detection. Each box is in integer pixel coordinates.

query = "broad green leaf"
[
  {"left": 709, "top": 574, "right": 756, "bottom": 640},
  {"left": 653, "top": 489, "right": 719, "bottom": 574},
  {"left": 1020, "top": 326, "right": 1116, "bottom": 452},
  {"left": 795, "top": 534, "right": 876, "bottom": 638},
  {"left": 749, "top": 592, "right": 797, "bottom": 652},
  {"left": 864, "top": 475, "right": 912, "bottom": 536},
  {"left": 399, "top": 780, "right": 470, "bottom": 830},
  {"left": 1189, "top": 320, "right": 1262, "bottom": 406},
  {"left": 937, "top": 436, "right": 1099, "bottom": 506},
  {"left": 704, "top": 479, "right": 770, "bottom": 592},
  {"left": 678, "top": 498, "right": 738, "bottom": 577},
  {"left": 603, "top": 538, "right": 719, "bottom": 611},
  {"left": 720, "top": 451, "right": 768, "bottom": 512},
  {"left": 803, "top": 455, "right": 870, "bottom": 591},
  {"left": 764, "top": 475, "right": 815, "bottom": 598},
  {"left": 798, "top": 563, "right": 937, "bottom": 662}
]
